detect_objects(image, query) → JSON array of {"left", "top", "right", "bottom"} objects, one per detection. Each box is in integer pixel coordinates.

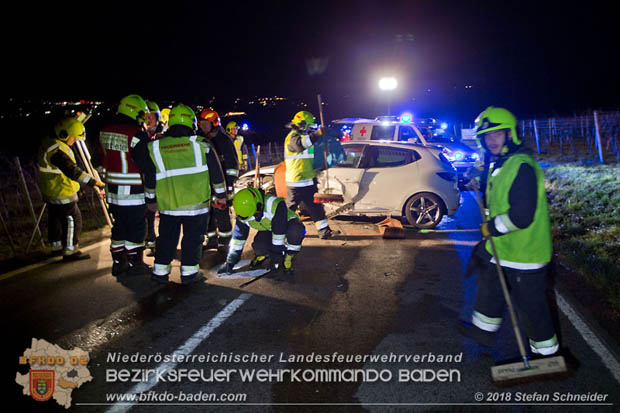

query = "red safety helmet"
[{"left": 199, "top": 109, "right": 220, "bottom": 127}]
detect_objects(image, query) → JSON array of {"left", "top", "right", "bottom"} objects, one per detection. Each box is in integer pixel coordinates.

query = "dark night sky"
[{"left": 4, "top": 0, "right": 620, "bottom": 122}]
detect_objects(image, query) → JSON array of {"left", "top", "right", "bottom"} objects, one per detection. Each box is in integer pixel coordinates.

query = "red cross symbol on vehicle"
[{"left": 360, "top": 126, "right": 367, "bottom": 136}]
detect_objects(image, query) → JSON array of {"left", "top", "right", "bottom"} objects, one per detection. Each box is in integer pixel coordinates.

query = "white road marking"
[
  {"left": 106, "top": 293, "right": 251, "bottom": 413},
  {"left": 555, "top": 291, "right": 620, "bottom": 383}
]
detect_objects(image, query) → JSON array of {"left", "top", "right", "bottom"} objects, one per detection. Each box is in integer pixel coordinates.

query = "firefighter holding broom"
[{"left": 458, "top": 107, "right": 560, "bottom": 358}]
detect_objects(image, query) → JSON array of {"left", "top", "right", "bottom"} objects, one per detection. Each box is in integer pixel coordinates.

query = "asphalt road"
[{"left": 4, "top": 191, "right": 619, "bottom": 412}]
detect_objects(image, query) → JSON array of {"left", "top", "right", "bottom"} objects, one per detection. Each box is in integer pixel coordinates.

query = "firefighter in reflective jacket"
[
  {"left": 218, "top": 187, "right": 305, "bottom": 278},
  {"left": 284, "top": 111, "right": 337, "bottom": 239},
  {"left": 99, "top": 94, "right": 152, "bottom": 276},
  {"left": 458, "top": 107, "right": 559, "bottom": 357},
  {"left": 37, "top": 117, "right": 104, "bottom": 260},
  {"left": 226, "top": 121, "right": 247, "bottom": 171},
  {"left": 198, "top": 109, "right": 239, "bottom": 250},
  {"left": 140, "top": 104, "right": 227, "bottom": 284}
]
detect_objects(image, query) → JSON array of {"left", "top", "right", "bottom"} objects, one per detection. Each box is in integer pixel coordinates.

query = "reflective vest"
[
  {"left": 99, "top": 123, "right": 145, "bottom": 205},
  {"left": 485, "top": 153, "right": 552, "bottom": 269},
  {"left": 148, "top": 135, "right": 211, "bottom": 215},
  {"left": 229, "top": 194, "right": 299, "bottom": 252},
  {"left": 233, "top": 135, "right": 245, "bottom": 168},
  {"left": 238, "top": 194, "right": 298, "bottom": 231},
  {"left": 284, "top": 130, "right": 316, "bottom": 186},
  {"left": 37, "top": 137, "right": 81, "bottom": 203}
]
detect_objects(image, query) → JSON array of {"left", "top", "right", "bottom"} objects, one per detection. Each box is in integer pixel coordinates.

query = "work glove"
[
  {"left": 217, "top": 262, "right": 235, "bottom": 275},
  {"left": 94, "top": 180, "right": 105, "bottom": 188},
  {"left": 147, "top": 202, "right": 158, "bottom": 213},
  {"left": 212, "top": 198, "right": 227, "bottom": 211},
  {"left": 218, "top": 251, "right": 241, "bottom": 274},
  {"left": 309, "top": 126, "right": 324, "bottom": 140},
  {"left": 480, "top": 222, "right": 491, "bottom": 238}
]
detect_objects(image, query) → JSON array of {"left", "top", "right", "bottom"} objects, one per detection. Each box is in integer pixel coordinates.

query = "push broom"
[{"left": 473, "top": 189, "right": 568, "bottom": 384}]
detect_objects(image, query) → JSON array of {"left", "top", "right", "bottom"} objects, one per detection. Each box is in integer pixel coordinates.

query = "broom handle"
[
  {"left": 317, "top": 94, "right": 329, "bottom": 188},
  {"left": 474, "top": 189, "right": 530, "bottom": 368}
]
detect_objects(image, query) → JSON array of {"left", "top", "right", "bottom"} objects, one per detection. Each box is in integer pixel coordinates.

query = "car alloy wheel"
[{"left": 404, "top": 193, "right": 444, "bottom": 228}]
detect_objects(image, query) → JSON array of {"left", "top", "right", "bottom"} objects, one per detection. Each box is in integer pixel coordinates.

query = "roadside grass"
[{"left": 542, "top": 161, "right": 620, "bottom": 315}]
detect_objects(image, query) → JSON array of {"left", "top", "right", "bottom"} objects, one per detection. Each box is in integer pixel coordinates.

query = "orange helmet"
[{"left": 199, "top": 108, "right": 220, "bottom": 127}]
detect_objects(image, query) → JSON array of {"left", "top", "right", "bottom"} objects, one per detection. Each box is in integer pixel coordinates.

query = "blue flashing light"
[
  {"left": 453, "top": 151, "right": 464, "bottom": 160},
  {"left": 400, "top": 113, "right": 413, "bottom": 123},
  {"left": 242, "top": 123, "right": 249, "bottom": 131},
  {"left": 440, "top": 122, "right": 448, "bottom": 129}
]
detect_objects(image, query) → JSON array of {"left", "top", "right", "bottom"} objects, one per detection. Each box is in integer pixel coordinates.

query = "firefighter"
[
  {"left": 198, "top": 109, "right": 239, "bottom": 250},
  {"left": 144, "top": 100, "right": 162, "bottom": 252},
  {"left": 98, "top": 94, "right": 151, "bottom": 276},
  {"left": 226, "top": 121, "right": 247, "bottom": 172},
  {"left": 145, "top": 100, "right": 165, "bottom": 140},
  {"left": 284, "top": 111, "right": 337, "bottom": 239},
  {"left": 37, "top": 117, "right": 104, "bottom": 261},
  {"left": 218, "top": 187, "right": 305, "bottom": 278},
  {"left": 142, "top": 104, "right": 227, "bottom": 284},
  {"left": 458, "top": 107, "right": 559, "bottom": 356}
]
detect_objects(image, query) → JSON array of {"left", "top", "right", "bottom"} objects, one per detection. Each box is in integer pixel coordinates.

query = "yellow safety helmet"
[
  {"left": 226, "top": 121, "right": 238, "bottom": 134},
  {"left": 232, "top": 187, "right": 263, "bottom": 219},
  {"left": 55, "top": 117, "right": 86, "bottom": 141}
]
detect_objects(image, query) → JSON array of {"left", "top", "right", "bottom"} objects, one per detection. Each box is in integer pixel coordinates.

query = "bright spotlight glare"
[{"left": 378, "top": 77, "right": 398, "bottom": 91}]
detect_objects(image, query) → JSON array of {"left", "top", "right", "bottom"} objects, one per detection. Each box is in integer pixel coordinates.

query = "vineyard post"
[
  {"left": 533, "top": 119, "right": 541, "bottom": 154},
  {"left": 593, "top": 111, "right": 604, "bottom": 164}
]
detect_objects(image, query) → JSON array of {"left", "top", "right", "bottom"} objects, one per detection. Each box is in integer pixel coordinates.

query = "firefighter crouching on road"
[
  {"left": 37, "top": 117, "right": 104, "bottom": 261},
  {"left": 99, "top": 94, "right": 152, "bottom": 276},
  {"left": 198, "top": 109, "right": 239, "bottom": 251},
  {"left": 219, "top": 187, "right": 305, "bottom": 279},
  {"left": 140, "top": 104, "right": 228, "bottom": 284},
  {"left": 226, "top": 121, "right": 247, "bottom": 172},
  {"left": 284, "top": 111, "right": 337, "bottom": 239},
  {"left": 458, "top": 107, "right": 559, "bottom": 357}
]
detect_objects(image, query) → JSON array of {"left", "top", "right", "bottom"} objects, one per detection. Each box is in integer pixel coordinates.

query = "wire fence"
[
  {"left": 0, "top": 153, "right": 106, "bottom": 260},
  {"left": 519, "top": 111, "right": 620, "bottom": 163}
]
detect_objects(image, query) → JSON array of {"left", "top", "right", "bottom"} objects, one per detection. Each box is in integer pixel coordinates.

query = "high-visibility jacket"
[
  {"left": 99, "top": 122, "right": 147, "bottom": 206},
  {"left": 485, "top": 153, "right": 552, "bottom": 269},
  {"left": 37, "top": 137, "right": 91, "bottom": 204},
  {"left": 284, "top": 130, "right": 316, "bottom": 186},
  {"left": 229, "top": 194, "right": 299, "bottom": 253},
  {"left": 148, "top": 135, "right": 226, "bottom": 215},
  {"left": 233, "top": 135, "right": 246, "bottom": 169}
]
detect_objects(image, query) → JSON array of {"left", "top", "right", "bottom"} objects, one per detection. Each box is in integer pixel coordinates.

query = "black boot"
[
  {"left": 457, "top": 320, "right": 496, "bottom": 347},
  {"left": 127, "top": 249, "right": 151, "bottom": 276},
  {"left": 112, "top": 251, "right": 128, "bottom": 276}
]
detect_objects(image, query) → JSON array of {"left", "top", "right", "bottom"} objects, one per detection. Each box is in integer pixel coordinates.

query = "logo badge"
[{"left": 29, "top": 370, "right": 55, "bottom": 402}]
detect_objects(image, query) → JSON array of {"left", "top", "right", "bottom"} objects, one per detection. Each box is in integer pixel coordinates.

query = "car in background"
[
  {"left": 317, "top": 141, "right": 460, "bottom": 228},
  {"left": 424, "top": 134, "right": 480, "bottom": 187},
  {"left": 333, "top": 116, "right": 479, "bottom": 187}
]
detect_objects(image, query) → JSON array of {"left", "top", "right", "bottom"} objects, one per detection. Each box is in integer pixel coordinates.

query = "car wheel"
[{"left": 404, "top": 193, "right": 444, "bottom": 228}]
